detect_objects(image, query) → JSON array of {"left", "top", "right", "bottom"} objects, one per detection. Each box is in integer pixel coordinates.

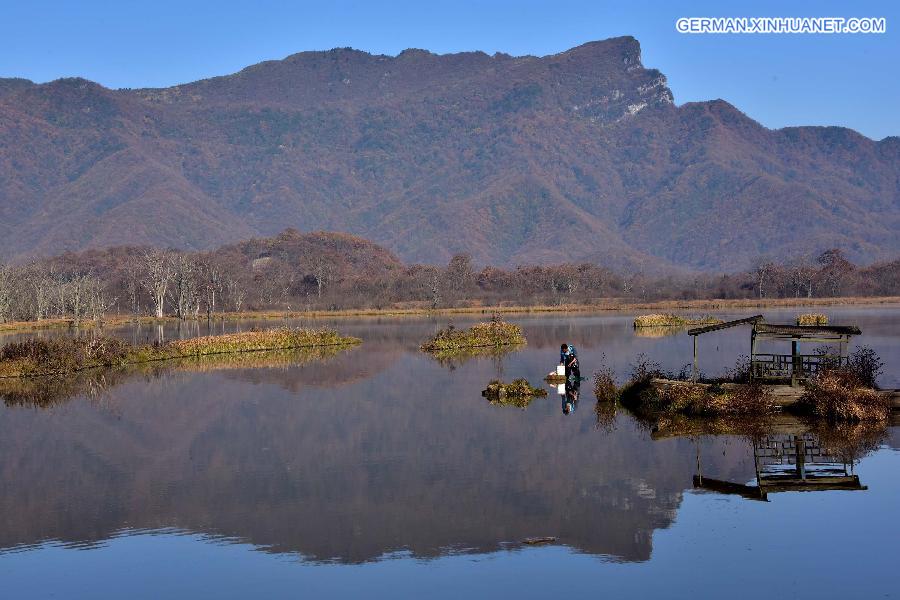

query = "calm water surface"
[{"left": 1, "top": 307, "right": 898, "bottom": 599}]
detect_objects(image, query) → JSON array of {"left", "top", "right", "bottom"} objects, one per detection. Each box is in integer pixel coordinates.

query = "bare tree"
[
  {"left": 198, "top": 260, "right": 223, "bottom": 319},
  {"left": 168, "top": 254, "right": 200, "bottom": 320},
  {"left": 444, "top": 253, "right": 475, "bottom": 302},
  {"left": 752, "top": 257, "right": 776, "bottom": 299},
  {"left": 142, "top": 250, "right": 174, "bottom": 318},
  {"left": 312, "top": 257, "right": 333, "bottom": 299},
  {"left": 224, "top": 276, "right": 246, "bottom": 312},
  {"left": 817, "top": 248, "right": 853, "bottom": 297},
  {"left": 430, "top": 270, "right": 441, "bottom": 309},
  {"left": 26, "top": 263, "right": 53, "bottom": 321},
  {"left": 85, "top": 275, "right": 116, "bottom": 323},
  {"left": 122, "top": 257, "right": 143, "bottom": 315},
  {"left": 0, "top": 265, "right": 12, "bottom": 323}
]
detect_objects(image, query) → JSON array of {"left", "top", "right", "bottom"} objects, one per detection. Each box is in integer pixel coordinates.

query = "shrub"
[
  {"left": 628, "top": 353, "right": 668, "bottom": 382},
  {"left": 593, "top": 369, "right": 618, "bottom": 404},
  {"left": 795, "top": 369, "right": 889, "bottom": 422},
  {"left": 847, "top": 346, "right": 884, "bottom": 388},
  {"left": 592, "top": 354, "right": 618, "bottom": 403}
]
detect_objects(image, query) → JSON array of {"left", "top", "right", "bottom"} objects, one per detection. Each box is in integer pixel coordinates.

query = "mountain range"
[{"left": 1, "top": 36, "right": 898, "bottom": 272}]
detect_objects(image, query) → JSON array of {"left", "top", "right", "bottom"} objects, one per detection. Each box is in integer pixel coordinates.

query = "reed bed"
[
  {"left": 639, "top": 380, "right": 775, "bottom": 417},
  {"left": 482, "top": 378, "right": 547, "bottom": 408},
  {"left": 0, "top": 328, "right": 360, "bottom": 378},
  {"left": 797, "top": 313, "right": 828, "bottom": 326},
  {"left": 632, "top": 314, "right": 722, "bottom": 328},
  {"left": 794, "top": 369, "right": 890, "bottom": 422},
  {"left": 0, "top": 347, "right": 351, "bottom": 408},
  {"left": 616, "top": 355, "right": 774, "bottom": 418},
  {"left": 1, "top": 347, "right": 350, "bottom": 408},
  {"left": 420, "top": 318, "right": 525, "bottom": 354}
]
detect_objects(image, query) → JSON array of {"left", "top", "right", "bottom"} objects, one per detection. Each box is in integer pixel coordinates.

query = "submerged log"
[{"left": 522, "top": 537, "right": 558, "bottom": 545}]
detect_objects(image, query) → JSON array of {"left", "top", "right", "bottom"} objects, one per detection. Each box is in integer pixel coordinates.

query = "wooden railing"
[{"left": 750, "top": 353, "right": 847, "bottom": 381}]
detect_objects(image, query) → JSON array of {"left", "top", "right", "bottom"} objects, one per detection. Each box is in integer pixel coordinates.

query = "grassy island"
[
  {"left": 482, "top": 379, "right": 548, "bottom": 408},
  {"left": 796, "top": 313, "right": 828, "bottom": 326},
  {"left": 0, "top": 328, "right": 360, "bottom": 379},
  {"left": 633, "top": 314, "right": 722, "bottom": 328},
  {"left": 420, "top": 318, "right": 525, "bottom": 355},
  {"left": 0, "top": 347, "right": 349, "bottom": 408}
]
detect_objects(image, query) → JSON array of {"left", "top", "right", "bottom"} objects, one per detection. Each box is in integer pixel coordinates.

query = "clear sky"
[{"left": 1, "top": 0, "right": 897, "bottom": 139}]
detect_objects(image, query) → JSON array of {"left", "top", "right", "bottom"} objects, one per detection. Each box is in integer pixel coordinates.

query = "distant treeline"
[{"left": 0, "top": 230, "right": 898, "bottom": 323}]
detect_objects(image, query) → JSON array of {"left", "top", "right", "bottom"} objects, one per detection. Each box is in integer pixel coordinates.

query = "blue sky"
[{"left": 1, "top": 0, "right": 897, "bottom": 139}]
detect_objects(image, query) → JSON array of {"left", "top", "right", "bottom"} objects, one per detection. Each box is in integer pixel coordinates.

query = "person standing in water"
[{"left": 560, "top": 343, "right": 580, "bottom": 380}]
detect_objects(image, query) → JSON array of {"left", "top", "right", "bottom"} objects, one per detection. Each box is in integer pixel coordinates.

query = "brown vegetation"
[
  {"left": 482, "top": 379, "right": 548, "bottom": 408},
  {"left": 797, "top": 313, "right": 828, "bottom": 326},
  {"left": 2, "top": 234, "right": 900, "bottom": 329},
  {"left": 794, "top": 369, "right": 890, "bottom": 422},
  {"left": 633, "top": 314, "right": 721, "bottom": 328},
  {"left": 592, "top": 363, "right": 618, "bottom": 404},
  {"left": 420, "top": 317, "right": 525, "bottom": 355},
  {"left": 0, "top": 328, "right": 359, "bottom": 378},
  {"left": 0, "top": 347, "right": 345, "bottom": 408}
]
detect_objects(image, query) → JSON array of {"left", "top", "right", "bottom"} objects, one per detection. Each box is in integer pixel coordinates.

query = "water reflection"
[
  {"left": 0, "top": 346, "right": 357, "bottom": 408},
  {"left": 561, "top": 379, "right": 581, "bottom": 415},
  {"left": 677, "top": 418, "right": 884, "bottom": 501},
  {"left": 0, "top": 309, "right": 897, "bottom": 570}
]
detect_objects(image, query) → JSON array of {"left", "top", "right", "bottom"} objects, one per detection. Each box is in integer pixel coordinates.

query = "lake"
[{"left": 1, "top": 306, "right": 898, "bottom": 599}]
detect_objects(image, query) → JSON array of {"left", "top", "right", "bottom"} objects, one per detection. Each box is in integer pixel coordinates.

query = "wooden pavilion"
[{"left": 687, "top": 316, "right": 861, "bottom": 386}]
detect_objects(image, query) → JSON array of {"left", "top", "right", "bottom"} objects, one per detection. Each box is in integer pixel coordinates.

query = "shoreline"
[{"left": 2, "top": 296, "right": 899, "bottom": 334}]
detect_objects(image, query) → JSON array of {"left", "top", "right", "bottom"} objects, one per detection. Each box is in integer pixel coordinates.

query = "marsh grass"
[
  {"left": 420, "top": 316, "right": 525, "bottom": 354},
  {"left": 797, "top": 313, "right": 828, "bottom": 326},
  {"left": 0, "top": 328, "right": 360, "bottom": 379},
  {"left": 592, "top": 355, "right": 618, "bottom": 404},
  {"left": 633, "top": 314, "right": 722, "bottom": 328},
  {"left": 794, "top": 369, "right": 890, "bottom": 422},
  {"left": 617, "top": 354, "right": 775, "bottom": 419},
  {"left": 482, "top": 378, "right": 547, "bottom": 408},
  {"left": 0, "top": 346, "right": 351, "bottom": 408}
]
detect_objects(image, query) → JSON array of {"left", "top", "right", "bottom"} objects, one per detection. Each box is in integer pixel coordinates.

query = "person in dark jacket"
[{"left": 560, "top": 343, "right": 580, "bottom": 380}]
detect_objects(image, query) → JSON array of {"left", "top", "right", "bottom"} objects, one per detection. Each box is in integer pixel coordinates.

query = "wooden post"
[
  {"left": 750, "top": 330, "right": 757, "bottom": 381},
  {"left": 692, "top": 335, "right": 698, "bottom": 382},
  {"left": 791, "top": 339, "right": 800, "bottom": 387},
  {"left": 695, "top": 439, "right": 702, "bottom": 485},
  {"left": 795, "top": 436, "right": 806, "bottom": 480}
]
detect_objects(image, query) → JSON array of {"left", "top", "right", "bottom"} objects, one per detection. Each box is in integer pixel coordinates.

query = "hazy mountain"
[{"left": 1, "top": 36, "right": 898, "bottom": 271}]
